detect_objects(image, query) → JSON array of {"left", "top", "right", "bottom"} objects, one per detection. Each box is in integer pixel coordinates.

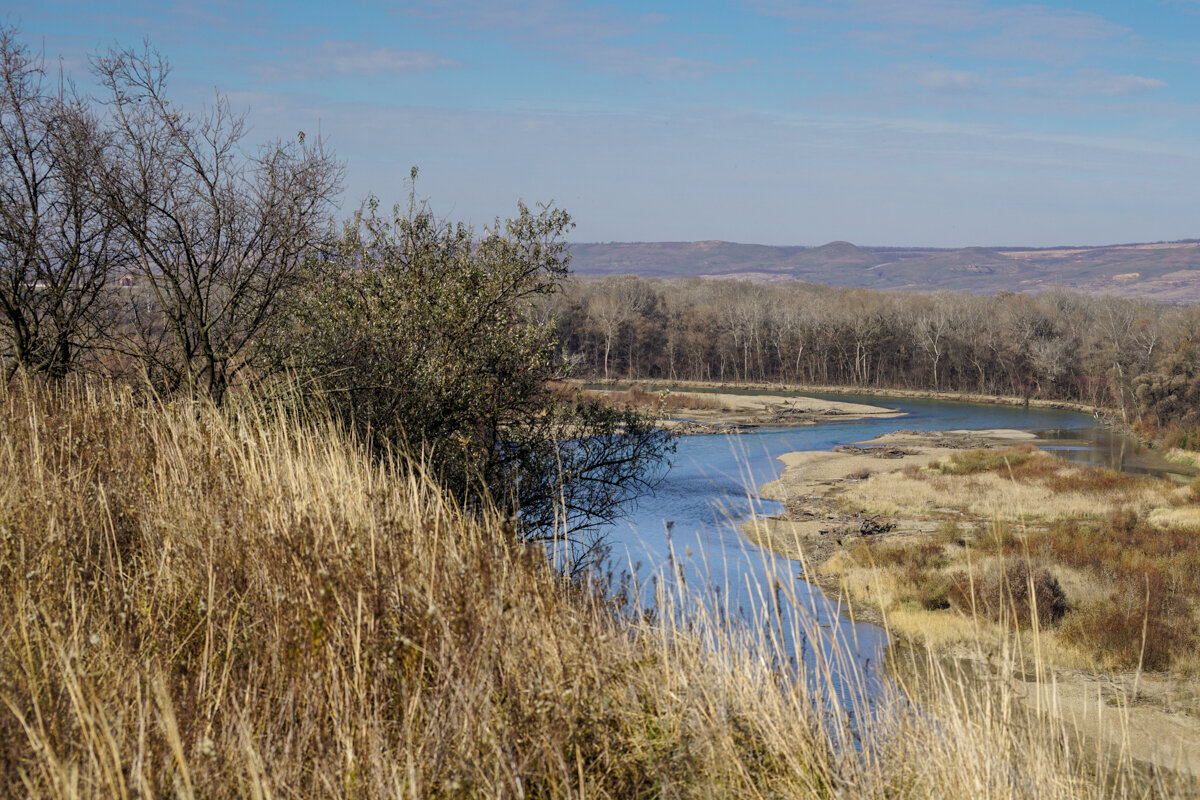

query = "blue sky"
[{"left": 11, "top": 0, "right": 1200, "bottom": 246}]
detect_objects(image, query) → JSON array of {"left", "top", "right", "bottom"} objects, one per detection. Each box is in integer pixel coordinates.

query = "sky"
[{"left": 9, "top": 0, "right": 1200, "bottom": 247}]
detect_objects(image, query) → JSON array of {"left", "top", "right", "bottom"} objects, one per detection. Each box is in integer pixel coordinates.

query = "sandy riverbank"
[
  {"left": 587, "top": 378, "right": 1106, "bottom": 416},
  {"left": 744, "top": 429, "right": 1044, "bottom": 572},
  {"left": 577, "top": 383, "right": 905, "bottom": 432},
  {"left": 662, "top": 390, "right": 904, "bottom": 431},
  {"left": 742, "top": 429, "right": 1200, "bottom": 776}
]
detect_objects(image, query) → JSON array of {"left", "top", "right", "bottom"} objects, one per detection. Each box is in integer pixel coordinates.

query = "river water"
[{"left": 597, "top": 394, "right": 1154, "bottom": 705}]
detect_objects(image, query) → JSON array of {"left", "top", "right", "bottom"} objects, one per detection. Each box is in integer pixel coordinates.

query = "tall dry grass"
[
  {"left": 0, "top": 376, "right": 837, "bottom": 797},
  {"left": 0, "top": 376, "right": 1194, "bottom": 797}
]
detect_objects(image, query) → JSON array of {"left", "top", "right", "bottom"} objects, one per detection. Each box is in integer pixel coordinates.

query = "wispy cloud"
[
  {"left": 394, "top": 0, "right": 724, "bottom": 79},
  {"left": 1075, "top": 73, "right": 1167, "bottom": 97},
  {"left": 1012, "top": 70, "right": 1167, "bottom": 97},
  {"left": 751, "top": 0, "right": 1133, "bottom": 63},
  {"left": 750, "top": 1, "right": 1165, "bottom": 115},
  {"left": 255, "top": 40, "right": 459, "bottom": 81},
  {"left": 914, "top": 68, "right": 986, "bottom": 94},
  {"left": 883, "top": 62, "right": 1166, "bottom": 100},
  {"left": 570, "top": 47, "right": 722, "bottom": 80},
  {"left": 397, "top": 0, "right": 660, "bottom": 40}
]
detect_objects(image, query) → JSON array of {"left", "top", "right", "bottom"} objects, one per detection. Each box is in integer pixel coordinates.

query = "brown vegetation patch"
[
  {"left": 940, "top": 444, "right": 1041, "bottom": 475},
  {"left": 1021, "top": 511, "right": 1200, "bottom": 670},
  {"left": 1044, "top": 466, "right": 1144, "bottom": 494},
  {"left": 940, "top": 447, "right": 1149, "bottom": 497},
  {"left": 584, "top": 384, "right": 727, "bottom": 412},
  {"left": 767, "top": 434, "right": 1199, "bottom": 677},
  {"left": 845, "top": 538, "right": 955, "bottom": 612},
  {"left": 946, "top": 559, "right": 1069, "bottom": 630}
]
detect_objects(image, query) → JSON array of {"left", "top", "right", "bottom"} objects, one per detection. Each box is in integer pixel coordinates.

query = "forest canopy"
[{"left": 551, "top": 275, "right": 1197, "bottom": 437}]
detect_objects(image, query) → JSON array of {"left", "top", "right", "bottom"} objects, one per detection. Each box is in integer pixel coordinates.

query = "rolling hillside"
[{"left": 568, "top": 239, "right": 1200, "bottom": 301}]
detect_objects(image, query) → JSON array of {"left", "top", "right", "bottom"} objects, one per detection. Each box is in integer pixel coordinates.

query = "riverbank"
[
  {"left": 583, "top": 378, "right": 1107, "bottom": 416},
  {"left": 743, "top": 429, "right": 1200, "bottom": 775},
  {"left": 575, "top": 382, "right": 904, "bottom": 432}
]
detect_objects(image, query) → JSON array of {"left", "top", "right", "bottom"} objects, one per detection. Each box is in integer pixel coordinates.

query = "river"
[{"left": 597, "top": 393, "right": 1158, "bottom": 705}]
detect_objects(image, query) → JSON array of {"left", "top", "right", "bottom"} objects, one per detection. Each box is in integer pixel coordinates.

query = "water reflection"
[{"left": 1036, "top": 427, "right": 1197, "bottom": 480}]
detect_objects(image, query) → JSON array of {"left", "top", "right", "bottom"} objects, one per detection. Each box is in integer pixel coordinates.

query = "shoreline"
[
  {"left": 583, "top": 377, "right": 1108, "bottom": 417},
  {"left": 742, "top": 428, "right": 1036, "bottom": 606},
  {"left": 575, "top": 382, "right": 906, "bottom": 433}
]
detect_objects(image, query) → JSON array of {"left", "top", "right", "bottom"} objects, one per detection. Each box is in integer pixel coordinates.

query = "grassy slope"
[{"left": 0, "top": 378, "right": 1194, "bottom": 797}]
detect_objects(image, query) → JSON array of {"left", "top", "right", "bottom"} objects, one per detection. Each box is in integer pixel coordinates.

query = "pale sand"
[
  {"left": 685, "top": 392, "right": 896, "bottom": 416},
  {"left": 1024, "top": 674, "right": 1200, "bottom": 777},
  {"left": 659, "top": 391, "right": 904, "bottom": 431}
]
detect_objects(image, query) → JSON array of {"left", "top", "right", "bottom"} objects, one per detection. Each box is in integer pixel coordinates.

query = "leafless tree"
[
  {"left": 845, "top": 296, "right": 884, "bottom": 386},
  {"left": 587, "top": 276, "right": 651, "bottom": 380},
  {"left": 915, "top": 304, "right": 951, "bottom": 390},
  {"left": 1094, "top": 296, "right": 1139, "bottom": 421},
  {"left": 0, "top": 28, "right": 124, "bottom": 379},
  {"left": 92, "top": 43, "right": 343, "bottom": 401}
]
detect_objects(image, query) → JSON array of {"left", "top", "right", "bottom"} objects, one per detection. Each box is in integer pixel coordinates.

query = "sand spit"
[{"left": 659, "top": 391, "right": 904, "bottom": 433}]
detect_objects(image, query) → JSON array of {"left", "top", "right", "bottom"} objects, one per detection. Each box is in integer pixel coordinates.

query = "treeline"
[{"left": 551, "top": 275, "right": 1200, "bottom": 435}]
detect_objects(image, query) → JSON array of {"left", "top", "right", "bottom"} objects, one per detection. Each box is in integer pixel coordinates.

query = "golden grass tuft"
[{"left": 940, "top": 444, "right": 1042, "bottom": 475}]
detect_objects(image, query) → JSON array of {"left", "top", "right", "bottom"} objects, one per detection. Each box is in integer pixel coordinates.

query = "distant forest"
[{"left": 550, "top": 276, "right": 1200, "bottom": 439}]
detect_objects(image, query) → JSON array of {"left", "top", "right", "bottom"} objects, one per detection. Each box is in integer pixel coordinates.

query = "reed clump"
[
  {"left": 945, "top": 559, "right": 1069, "bottom": 629},
  {"left": 939, "top": 444, "right": 1042, "bottom": 475}
]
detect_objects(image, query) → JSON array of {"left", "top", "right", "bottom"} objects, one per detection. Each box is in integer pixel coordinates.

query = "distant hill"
[
  {"left": 567, "top": 239, "right": 1200, "bottom": 302},
  {"left": 566, "top": 240, "right": 806, "bottom": 277},
  {"left": 797, "top": 240, "right": 878, "bottom": 267}
]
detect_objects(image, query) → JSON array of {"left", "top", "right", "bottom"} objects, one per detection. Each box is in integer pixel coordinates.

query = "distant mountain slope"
[
  {"left": 794, "top": 240, "right": 879, "bottom": 268},
  {"left": 567, "top": 240, "right": 1200, "bottom": 301},
  {"left": 567, "top": 240, "right": 807, "bottom": 277}
]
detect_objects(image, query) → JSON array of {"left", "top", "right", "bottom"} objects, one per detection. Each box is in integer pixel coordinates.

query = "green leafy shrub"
[{"left": 280, "top": 178, "right": 673, "bottom": 555}]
